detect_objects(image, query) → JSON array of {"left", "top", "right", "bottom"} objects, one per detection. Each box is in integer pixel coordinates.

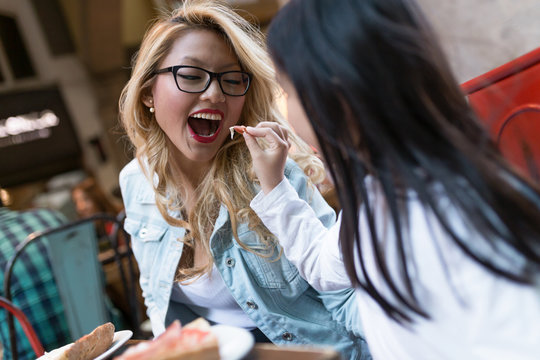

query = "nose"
[{"left": 200, "top": 78, "right": 225, "bottom": 103}]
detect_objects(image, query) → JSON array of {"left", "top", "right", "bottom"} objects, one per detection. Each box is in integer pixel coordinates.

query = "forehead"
[{"left": 161, "top": 28, "right": 239, "bottom": 70}]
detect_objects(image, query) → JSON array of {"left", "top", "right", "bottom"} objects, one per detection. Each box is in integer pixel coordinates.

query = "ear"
[{"left": 142, "top": 95, "right": 154, "bottom": 109}]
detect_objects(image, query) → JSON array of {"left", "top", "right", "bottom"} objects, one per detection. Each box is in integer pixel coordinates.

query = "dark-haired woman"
[{"left": 243, "top": 0, "right": 540, "bottom": 358}]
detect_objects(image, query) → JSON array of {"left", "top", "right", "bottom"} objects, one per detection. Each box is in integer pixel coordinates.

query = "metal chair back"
[{"left": 0, "top": 295, "right": 45, "bottom": 359}]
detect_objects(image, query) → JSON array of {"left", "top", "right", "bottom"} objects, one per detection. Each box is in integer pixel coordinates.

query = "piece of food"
[
  {"left": 229, "top": 125, "right": 247, "bottom": 139},
  {"left": 37, "top": 343, "right": 74, "bottom": 360},
  {"left": 114, "top": 318, "right": 219, "bottom": 360},
  {"left": 38, "top": 322, "right": 115, "bottom": 360}
]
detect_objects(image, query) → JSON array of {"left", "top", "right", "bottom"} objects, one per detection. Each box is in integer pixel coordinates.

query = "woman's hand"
[{"left": 243, "top": 122, "right": 290, "bottom": 195}]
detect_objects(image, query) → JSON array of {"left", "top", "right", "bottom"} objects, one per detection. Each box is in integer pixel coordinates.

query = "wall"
[
  {"left": 417, "top": 0, "right": 540, "bottom": 83},
  {"left": 0, "top": 0, "right": 119, "bottom": 209}
]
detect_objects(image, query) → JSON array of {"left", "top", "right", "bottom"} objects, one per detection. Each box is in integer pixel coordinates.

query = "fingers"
[
  {"left": 242, "top": 130, "right": 263, "bottom": 157},
  {"left": 240, "top": 121, "right": 291, "bottom": 165},
  {"left": 254, "top": 121, "right": 289, "bottom": 141},
  {"left": 240, "top": 122, "right": 291, "bottom": 195},
  {"left": 247, "top": 128, "right": 290, "bottom": 152},
  {"left": 259, "top": 121, "right": 288, "bottom": 143},
  {"left": 245, "top": 122, "right": 290, "bottom": 147}
]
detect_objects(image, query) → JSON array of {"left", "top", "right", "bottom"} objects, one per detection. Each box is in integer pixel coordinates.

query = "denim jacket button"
[
  {"left": 225, "top": 257, "right": 235, "bottom": 267},
  {"left": 282, "top": 332, "right": 293, "bottom": 341},
  {"left": 139, "top": 227, "right": 148, "bottom": 238},
  {"left": 246, "top": 300, "right": 258, "bottom": 310}
]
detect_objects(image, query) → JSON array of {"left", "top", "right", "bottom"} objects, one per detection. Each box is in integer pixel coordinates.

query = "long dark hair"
[{"left": 268, "top": 0, "right": 540, "bottom": 323}]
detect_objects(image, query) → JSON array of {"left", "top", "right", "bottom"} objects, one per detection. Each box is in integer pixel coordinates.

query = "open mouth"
[{"left": 187, "top": 111, "right": 223, "bottom": 143}]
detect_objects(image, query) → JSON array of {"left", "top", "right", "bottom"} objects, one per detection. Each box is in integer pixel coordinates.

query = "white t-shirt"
[
  {"left": 251, "top": 178, "right": 540, "bottom": 360},
  {"left": 170, "top": 264, "right": 256, "bottom": 329}
]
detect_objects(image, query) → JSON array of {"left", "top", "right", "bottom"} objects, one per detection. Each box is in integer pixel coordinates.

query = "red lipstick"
[{"left": 187, "top": 109, "right": 225, "bottom": 144}]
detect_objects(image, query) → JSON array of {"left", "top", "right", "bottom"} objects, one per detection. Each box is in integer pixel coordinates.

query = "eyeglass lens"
[{"left": 175, "top": 67, "right": 249, "bottom": 95}]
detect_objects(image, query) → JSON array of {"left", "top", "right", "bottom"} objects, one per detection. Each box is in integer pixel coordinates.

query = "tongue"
[{"left": 188, "top": 117, "right": 217, "bottom": 136}]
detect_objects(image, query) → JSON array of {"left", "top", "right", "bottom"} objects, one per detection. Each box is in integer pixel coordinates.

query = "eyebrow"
[{"left": 179, "top": 56, "right": 240, "bottom": 70}]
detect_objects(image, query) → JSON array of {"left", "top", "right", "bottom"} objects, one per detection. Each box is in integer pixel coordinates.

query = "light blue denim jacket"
[{"left": 119, "top": 158, "right": 371, "bottom": 359}]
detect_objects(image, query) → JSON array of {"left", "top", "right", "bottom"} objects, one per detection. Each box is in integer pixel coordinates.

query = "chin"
[{"left": 185, "top": 145, "right": 223, "bottom": 164}]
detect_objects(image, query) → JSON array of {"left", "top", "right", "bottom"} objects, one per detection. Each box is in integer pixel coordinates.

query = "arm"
[
  {"left": 245, "top": 126, "right": 366, "bottom": 341},
  {"left": 119, "top": 163, "right": 165, "bottom": 336},
  {"left": 243, "top": 124, "right": 350, "bottom": 290},
  {"left": 251, "top": 176, "right": 351, "bottom": 291}
]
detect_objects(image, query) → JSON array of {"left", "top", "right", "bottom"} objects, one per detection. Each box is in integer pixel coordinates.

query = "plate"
[
  {"left": 94, "top": 330, "right": 133, "bottom": 360},
  {"left": 210, "top": 325, "right": 255, "bottom": 360},
  {"left": 38, "top": 330, "right": 133, "bottom": 360}
]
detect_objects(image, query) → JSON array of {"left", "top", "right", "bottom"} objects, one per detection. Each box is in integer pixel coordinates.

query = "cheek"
[
  {"left": 227, "top": 98, "right": 246, "bottom": 125},
  {"left": 287, "top": 98, "right": 319, "bottom": 151},
  {"left": 153, "top": 79, "right": 191, "bottom": 123},
  {"left": 155, "top": 96, "right": 191, "bottom": 133}
]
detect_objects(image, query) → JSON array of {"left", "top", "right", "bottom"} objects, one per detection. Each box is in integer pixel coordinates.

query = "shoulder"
[
  {"left": 284, "top": 158, "right": 307, "bottom": 183},
  {"left": 0, "top": 208, "right": 66, "bottom": 242},
  {"left": 119, "top": 158, "right": 149, "bottom": 193},
  {"left": 119, "top": 158, "right": 155, "bottom": 210},
  {"left": 284, "top": 157, "right": 303, "bottom": 176},
  {"left": 282, "top": 158, "right": 335, "bottom": 219},
  {"left": 119, "top": 158, "right": 145, "bottom": 183},
  {"left": 283, "top": 158, "right": 313, "bottom": 197},
  {"left": 20, "top": 208, "right": 67, "bottom": 228}
]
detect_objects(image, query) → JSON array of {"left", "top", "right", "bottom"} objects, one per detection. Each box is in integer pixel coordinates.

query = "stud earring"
[{"left": 149, "top": 107, "right": 155, "bottom": 113}]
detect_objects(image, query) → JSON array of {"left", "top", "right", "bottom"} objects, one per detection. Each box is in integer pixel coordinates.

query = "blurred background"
[{"left": 0, "top": 0, "right": 539, "bottom": 216}]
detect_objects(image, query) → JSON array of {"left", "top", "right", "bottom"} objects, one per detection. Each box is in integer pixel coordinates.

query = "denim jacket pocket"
[
  {"left": 124, "top": 218, "right": 167, "bottom": 242},
  {"left": 124, "top": 217, "right": 168, "bottom": 275},
  {"left": 234, "top": 223, "right": 268, "bottom": 251},
  {"left": 237, "top": 230, "right": 300, "bottom": 289}
]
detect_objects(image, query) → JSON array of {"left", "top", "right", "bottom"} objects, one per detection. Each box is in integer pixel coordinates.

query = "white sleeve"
[{"left": 250, "top": 178, "right": 351, "bottom": 291}]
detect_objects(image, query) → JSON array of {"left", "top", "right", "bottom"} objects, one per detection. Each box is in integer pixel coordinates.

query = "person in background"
[
  {"left": 118, "top": 1, "right": 370, "bottom": 358},
  {"left": 243, "top": 0, "right": 540, "bottom": 359},
  {"left": 71, "top": 177, "right": 123, "bottom": 238},
  {"left": 0, "top": 189, "right": 71, "bottom": 360}
]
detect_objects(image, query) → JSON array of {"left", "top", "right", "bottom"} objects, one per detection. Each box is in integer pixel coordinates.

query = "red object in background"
[
  {"left": 0, "top": 296, "right": 45, "bottom": 358},
  {"left": 462, "top": 46, "right": 540, "bottom": 182}
]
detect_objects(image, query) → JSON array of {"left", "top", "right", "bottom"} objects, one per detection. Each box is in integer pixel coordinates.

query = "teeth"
[
  {"left": 191, "top": 112, "right": 222, "bottom": 121},
  {"left": 190, "top": 131, "right": 216, "bottom": 138},
  {"left": 199, "top": 131, "right": 216, "bottom": 138}
]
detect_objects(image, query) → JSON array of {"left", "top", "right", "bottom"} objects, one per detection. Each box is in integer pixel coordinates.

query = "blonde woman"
[{"left": 118, "top": 1, "right": 371, "bottom": 358}]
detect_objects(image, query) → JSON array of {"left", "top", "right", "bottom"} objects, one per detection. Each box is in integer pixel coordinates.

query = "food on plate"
[
  {"left": 38, "top": 322, "right": 115, "bottom": 360},
  {"left": 114, "top": 318, "right": 219, "bottom": 360},
  {"left": 229, "top": 125, "right": 247, "bottom": 139}
]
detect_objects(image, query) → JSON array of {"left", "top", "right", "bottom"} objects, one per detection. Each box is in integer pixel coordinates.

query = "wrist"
[{"left": 261, "top": 175, "right": 285, "bottom": 195}]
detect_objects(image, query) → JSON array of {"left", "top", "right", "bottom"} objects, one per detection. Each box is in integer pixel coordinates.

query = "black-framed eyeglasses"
[{"left": 154, "top": 65, "right": 252, "bottom": 96}]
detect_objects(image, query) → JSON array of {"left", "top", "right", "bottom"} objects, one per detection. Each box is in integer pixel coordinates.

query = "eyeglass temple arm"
[{"left": 153, "top": 67, "right": 174, "bottom": 74}]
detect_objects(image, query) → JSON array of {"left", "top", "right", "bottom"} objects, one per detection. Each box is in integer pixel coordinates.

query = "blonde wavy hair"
[{"left": 119, "top": 0, "right": 326, "bottom": 281}]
